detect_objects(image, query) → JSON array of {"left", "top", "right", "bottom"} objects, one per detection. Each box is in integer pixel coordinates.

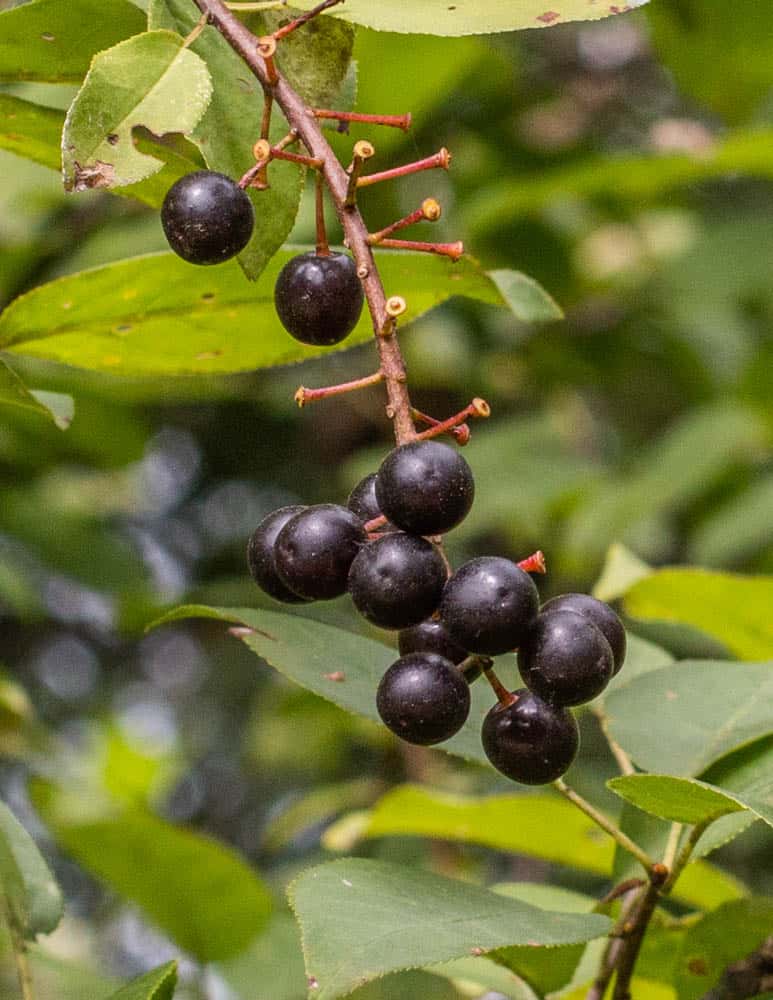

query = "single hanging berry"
[
  {"left": 274, "top": 251, "right": 364, "bottom": 346},
  {"left": 375, "top": 440, "right": 475, "bottom": 536},
  {"left": 518, "top": 610, "right": 613, "bottom": 706},
  {"left": 161, "top": 170, "right": 254, "bottom": 265},
  {"left": 541, "top": 593, "right": 626, "bottom": 674},
  {"left": 376, "top": 652, "right": 471, "bottom": 745},
  {"left": 440, "top": 556, "right": 538, "bottom": 655},
  {"left": 348, "top": 532, "right": 447, "bottom": 630},
  {"left": 482, "top": 689, "right": 579, "bottom": 785},
  {"left": 274, "top": 504, "right": 365, "bottom": 600},
  {"left": 247, "top": 505, "right": 309, "bottom": 604}
]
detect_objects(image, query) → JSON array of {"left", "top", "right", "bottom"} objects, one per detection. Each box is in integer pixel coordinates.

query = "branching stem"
[
  {"left": 553, "top": 779, "right": 658, "bottom": 876},
  {"left": 191, "top": 0, "right": 417, "bottom": 444}
]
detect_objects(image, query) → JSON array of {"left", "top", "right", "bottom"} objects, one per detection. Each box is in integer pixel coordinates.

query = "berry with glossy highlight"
[
  {"left": 482, "top": 689, "right": 579, "bottom": 785},
  {"left": 161, "top": 170, "right": 254, "bottom": 265},
  {"left": 274, "top": 251, "right": 364, "bottom": 346},
  {"left": 348, "top": 533, "right": 446, "bottom": 630},
  {"left": 274, "top": 504, "right": 365, "bottom": 600},
  {"left": 347, "top": 473, "right": 382, "bottom": 523},
  {"left": 247, "top": 505, "right": 309, "bottom": 604},
  {"left": 518, "top": 610, "right": 613, "bottom": 706},
  {"left": 440, "top": 556, "right": 539, "bottom": 655},
  {"left": 541, "top": 593, "right": 626, "bottom": 675},
  {"left": 376, "top": 652, "right": 471, "bottom": 745},
  {"left": 398, "top": 618, "right": 469, "bottom": 665},
  {"left": 375, "top": 440, "right": 475, "bottom": 536}
]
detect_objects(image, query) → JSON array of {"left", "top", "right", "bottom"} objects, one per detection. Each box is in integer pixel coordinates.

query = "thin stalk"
[
  {"left": 553, "top": 779, "right": 658, "bottom": 876},
  {"left": 3, "top": 896, "right": 34, "bottom": 1000},
  {"left": 662, "top": 818, "right": 712, "bottom": 894}
]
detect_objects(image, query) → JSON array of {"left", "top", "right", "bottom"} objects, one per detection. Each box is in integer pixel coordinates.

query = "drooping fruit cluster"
[{"left": 247, "top": 438, "right": 626, "bottom": 777}]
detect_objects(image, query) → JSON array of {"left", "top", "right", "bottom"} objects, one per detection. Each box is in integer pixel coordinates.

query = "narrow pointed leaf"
[
  {"left": 288, "top": 859, "right": 611, "bottom": 1000},
  {"left": 62, "top": 31, "right": 212, "bottom": 191},
  {"left": 107, "top": 961, "right": 177, "bottom": 1000},
  {"left": 0, "top": 799, "right": 63, "bottom": 940}
]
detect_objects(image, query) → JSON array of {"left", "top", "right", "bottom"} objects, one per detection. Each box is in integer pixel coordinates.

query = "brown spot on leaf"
[
  {"left": 688, "top": 957, "right": 709, "bottom": 976},
  {"left": 470, "top": 946, "right": 484, "bottom": 956},
  {"left": 41, "top": 32, "right": 55, "bottom": 41},
  {"left": 537, "top": 10, "right": 561, "bottom": 23},
  {"left": 323, "top": 671, "right": 346, "bottom": 682},
  {"left": 107, "top": 133, "right": 119, "bottom": 146},
  {"left": 70, "top": 160, "right": 115, "bottom": 192},
  {"left": 666, "top": 690, "right": 678, "bottom": 701},
  {"left": 308, "top": 977, "right": 319, "bottom": 990}
]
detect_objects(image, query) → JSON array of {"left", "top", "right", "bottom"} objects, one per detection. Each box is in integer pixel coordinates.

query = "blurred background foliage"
[{"left": 1, "top": 0, "right": 773, "bottom": 997}]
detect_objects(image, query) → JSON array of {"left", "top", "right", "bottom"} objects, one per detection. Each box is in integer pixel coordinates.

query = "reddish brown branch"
[{"left": 191, "top": 0, "right": 417, "bottom": 444}]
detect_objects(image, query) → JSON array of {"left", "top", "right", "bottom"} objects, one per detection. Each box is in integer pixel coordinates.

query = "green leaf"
[
  {"left": 285, "top": 0, "right": 649, "bottom": 36},
  {"left": 606, "top": 661, "right": 773, "bottom": 777},
  {"left": 0, "top": 0, "right": 146, "bottom": 83},
  {"left": 106, "top": 962, "right": 177, "bottom": 1000},
  {"left": 463, "top": 129, "right": 773, "bottom": 235},
  {"left": 36, "top": 794, "right": 272, "bottom": 962},
  {"left": 673, "top": 899, "right": 773, "bottom": 1000},
  {"left": 327, "top": 783, "right": 737, "bottom": 911},
  {"left": 287, "top": 859, "right": 611, "bottom": 1000},
  {"left": 0, "top": 357, "right": 73, "bottom": 428},
  {"left": 62, "top": 31, "right": 212, "bottom": 191},
  {"left": 0, "top": 799, "right": 63, "bottom": 940},
  {"left": 608, "top": 775, "right": 747, "bottom": 825},
  {"left": 647, "top": 1, "right": 773, "bottom": 124},
  {"left": 623, "top": 569, "right": 773, "bottom": 661},
  {"left": 487, "top": 270, "right": 564, "bottom": 323},
  {"left": 0, "top": 94, "right": 63, "bottom": 170},
  {"left": 0, "top": 248, "right": 505, "bottom": 376}
]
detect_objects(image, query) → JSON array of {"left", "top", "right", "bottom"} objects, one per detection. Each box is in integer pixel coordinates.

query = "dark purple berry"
[
  {"left": 482, "top": 689, "right": 579, "bottom": 785},
  {"left": 274, "top": 504, "right": 365, "bottom": 600},
  {"left": 541, "top": 593, "right": 626, "bottom": 675},
  {"left": 161, "top": 170, "right": 254, "bottom": 265},
  {"left": 348, "top": 533, "right": 446, "bottom": 630},
  {"left": 518, "top": 610, "right": 613, "bottom": 706},
  {"left": 376, "top": 652, "right": 471, "bottom": 745},
  {"left": 274, "top": 251, "right": 364, "bottom": 346},
  {"left": 347, "top": 474, "right": 382, "bottom": 523},
  {"left": 399, "top": 619, "right": 469, "bottom": 665},
  {"left": 375, "top": 440, "right": 474, "bottom": 536},
  {"left": 247, "top": 505, "right": 309, "bottom": 604},
  {"left": 440, "top": 556, "right": 539, "bottom": 656}
]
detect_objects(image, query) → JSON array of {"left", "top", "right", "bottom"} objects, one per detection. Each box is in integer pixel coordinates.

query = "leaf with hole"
[
  {"left": 287, "top": 859, "right": 611, "bottom": 1000},
  {"left": 62, "top": 31, "right": 212, "bottom": 192}
]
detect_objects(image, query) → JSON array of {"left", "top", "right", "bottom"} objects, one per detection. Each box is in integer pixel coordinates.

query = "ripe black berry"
[
  {"left": 440, "top": 556, "right": 539, "bottom": 656},
  {"left": 274, "top": 504, "right": 365, "bottom": 600},
  {"left": 347, "top": 473, "right": 382, "bottom": 523},
  {"left": 348, "top": 533, "right": 446, "bottom": 630},
  {"left": 274, "top": 251, "right": 364, "bottom": 346},
  {"left": 482, "top": 689, "right": 579, "bottom": 785},
  {"left": 376, "top": 652, "right": 471, "bottom": 745},
  {"left": 518, "top": 610, "right": 613, "bottom": 706},
  {"left": 541, "top": 593, "right": 626, "bottom": 675},
  {"left": 247, "top": 505, "right": 309, "bottom": 604},
  {"left": 399, "top": 619, "right": 468, "bottom": 665},
  {"left": 161, "top": 170, "right": 254, "bottom": 265},
  {"left": 375, "top": 440, "right": 475, "bottom": 536}
]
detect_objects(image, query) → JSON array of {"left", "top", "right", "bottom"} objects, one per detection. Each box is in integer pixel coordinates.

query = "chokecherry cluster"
[{"left": 247, "top": 438, "right": 626, "bottom": 784}]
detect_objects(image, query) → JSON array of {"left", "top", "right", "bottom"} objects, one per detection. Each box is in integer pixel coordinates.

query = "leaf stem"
[
  {"left": 190, "top": 0, "right": 418, "bottom": 444},
  {"left": 3, "top": 895, "right": 34, "bottom": 1000},
  {"left": 662, "top": 817, "right": 712, "bottom": 894},
  {"left": 552, "top": 779, "right": 658, "bottom": 876},
  {"left": 593, "top": 707, "right": 635, "bottom": 777}
]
